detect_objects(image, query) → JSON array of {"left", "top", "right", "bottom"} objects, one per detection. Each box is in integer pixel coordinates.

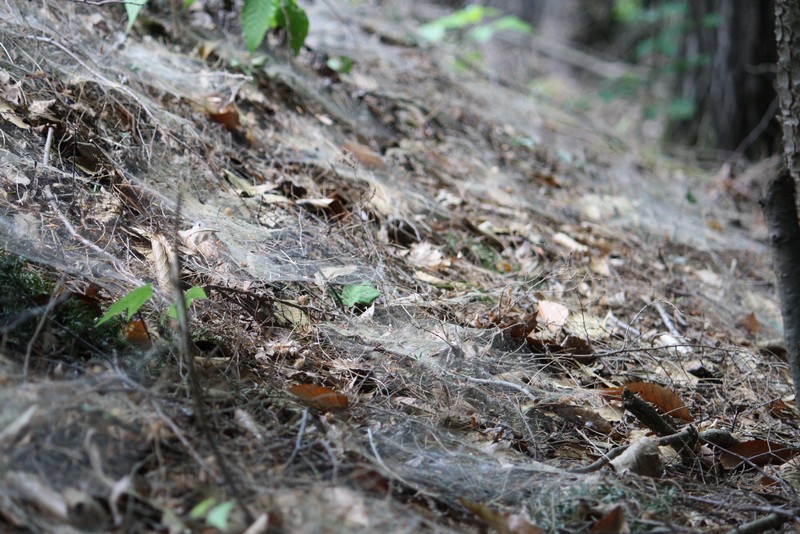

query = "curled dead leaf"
[
  {"left": 599, "top": 381, "right": 693, "bottom": 422},
  {"left": 719, "top": 439, "right": 799, "bottom": 470},
  {"left": 610, "top": 437, "right": 663, "bottom": 477},
  {"left": 124, "top": 319, "right": 152, "bottom": 349},
  {"left": 536, "top": 300, "right": 569, "bottom": 333},
  {"left": 288, "top": 383, "right": 349, "bottom": 411}
]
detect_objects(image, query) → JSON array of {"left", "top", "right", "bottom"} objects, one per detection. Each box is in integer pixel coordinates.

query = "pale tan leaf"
[
  {"left": 150, "top": 233, "right": 175, "bottom": 292},
  {"left": 552, "top": 232, "right": 588, "bottom": 254},
  {"left": 179, "top": 224, "right": 222, "bottom": 260},
  {"left": 537, "top": 300, "right": 570, "bottom": 333},
  {"left": 610, "top": 437, "right": 663, "bottom": 477},
  {"left": 273, "top": 301, "right": 310, "bottom": 328},
  {"left": 408, "top": 242, "right": 450, "bottom": 270}
]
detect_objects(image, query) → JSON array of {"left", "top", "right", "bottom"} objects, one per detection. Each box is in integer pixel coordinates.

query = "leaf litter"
[{"left": 0, "top": 0, "right": 795, "bottom": 532}]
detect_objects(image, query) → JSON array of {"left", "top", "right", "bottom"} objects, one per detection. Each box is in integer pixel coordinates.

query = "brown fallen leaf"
[
  {"left": 591, "top": 505, "right": 629, "bottom": 533},
  {"left": 342, "top": 142, "right": 386, "bottom": 170},
  {"left": 719, "top": 439, "right": 799, "bottom": 469},
  {"left": 206, "top": 101, "right": 240, "bottom": 131},
  {"left": 600, "top": 381, "right": 693, "bottom": 422},
  {"left": 736, "top": 312, "right": 761, "bottom": 335},
  {"left": 288, "top": 383, "right": 349, "bottom": 411},
  {"left": 460, "top": 499, "right": 545, "bottom": 534},
  {"left": 124, "top": 319, "right": 152, "bottom": 349}
]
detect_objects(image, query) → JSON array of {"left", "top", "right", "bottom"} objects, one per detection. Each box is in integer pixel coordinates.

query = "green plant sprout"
[
  {"left": 605, "top": 0, "right": 720, "bottom": 120},
  {"left": 339, "top": 283, "right": 380, "bottom": 308},
  {"left": 125, "top": 0, "right": 308, "bottom": 55},
  {"left": 190, "top": 497, "right": 236, "bottom": 530},
  {"left": 417, "top": 4, "right": 531, "bottom": 45},
  {"left": 96, "top": 284, "right": 207, "bottom": 326},
  {"left": 96, "top": 283, "right": 153, "bottom": 326}
]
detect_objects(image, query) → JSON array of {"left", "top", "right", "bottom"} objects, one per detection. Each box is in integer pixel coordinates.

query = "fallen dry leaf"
[
  {"left": 342, "top": 142, "right": 386, "bottom": 170},
  {"left": 591, "top": 505, "right": 629, "bottom": 533},
  {"left": 288, "top": 383, "right": 349, "bottom": 411},
  {"left": 600, "top": 381, "right": 694, "bottom": 422},
  {"left": 537, "top": 300, "right": 570, "bottom": 333},
  {"left": 124, "top": 319, "right": 152, "bottom": 349},
  {"left": 719, "top": 439, "right": 799, "bottom": 470},
  {"left": 610, "top": 437, "right": 663, "bottom": 477},
  {"left": 206, "top": 101, "right": 240, "bottom": 131},
  {"left": 736, "top": 312, "right": 761, "bottom": 335}
]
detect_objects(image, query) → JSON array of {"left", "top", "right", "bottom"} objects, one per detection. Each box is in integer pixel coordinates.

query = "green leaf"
[
  {"left": 125, "top": 0, "right": 148, "bottom": 33},
  {"left": 613, "top": 0, "right": 643, "bottom": 23},
  {"left": 183, "top": 0, "right": 196, "bottom": 6},
  {"left": 206, "top": 501, "right": 236, "bottom": 530},
  {"left": 326, "top": 56, "right": 354, "bottom": 74},
  {"left": 166, "top": 285, "right": 208, "bottom": 319},
  {"left": 490, "top": 15, "right": 532, "bottom": 34},
  {"left": 275, "top": 0, "right": 309, "bottom": 55},
  {"left": 438, "top": 5, "right": 488, "bottom": 28},
  {"left": 417, "top": 4, "right": 488, "bottom": 42},
  {"left": 467, "top": 25, "right": 494, "bottom": 43},
  {"left": 96, "top": 283, "right": 154, "bottom": 326},
  {"left": 189, "top": 497, "right": 216, "bottom": 519},
  {"left": 666, "top": 97, "right": 695, "bottom": 119},
  {"left": 702, "top": 12, "right": 722, "bottom": 28},
  {"left": 340, "top": 284, "right": 380, "bottom": 308},
  {"left": 242, "top": 0, "right": 279, "bottom": 52}
]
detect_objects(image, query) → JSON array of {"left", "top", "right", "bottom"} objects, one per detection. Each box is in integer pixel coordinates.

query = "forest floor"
[{"left": 0, "top": 1, "right": 798, "bottom": 532}]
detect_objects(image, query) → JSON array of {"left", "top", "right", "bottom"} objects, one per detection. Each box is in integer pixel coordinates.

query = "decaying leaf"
[
  {"left": 223, "top": 169, "right": 277, "bottom": 198},
  {"left": 288, "top": 383, "right": 349, "bottom": 411},
  {"left": 273, "top": 301, "right": 310, "bottom": 328},
  {"left": 537, "top": 300, "right": 569, "bottom": 333},
  {"left": 179, "top": 224, "right": 224, "bottom": 260},
  {"left": 719, "top": 439, "right": 799, "bottom": 470},
  {"left": 736, "top": 312, "right": 761, "bottom": 336},
  {"left": 206, "top": 101, "right": 240, "bottom": 131},
  {"left": 551, "top": 232, "right": 588, "bottom": 254},
  {"left": 610, "top": 437, "right": 663, "bottom": 477},
  {"left": 124, "top": 319, "right": 152, "bottom": 349},
  {"left": 342, "top": 142, "right": 386, "bottom": 170},
  {"left": 460, "top": 499, "right": 544, "bottom": 534},
  {"left": 591, "top": 505, "right": 629, "bottom": 533},
  {"left": 600, "top": 381, "right": 694, "bottom": 422},
  {"left": 150, "top": 233, "right": 175, "bottom": 293}
]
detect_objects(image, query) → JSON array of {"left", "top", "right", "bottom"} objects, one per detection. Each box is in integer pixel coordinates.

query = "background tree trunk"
[
  {"left": 764, "top": 0, "right": 800, "bottom": 402},
  {"left": 666, "top": 0, "right": 778, "bottom": 159}
]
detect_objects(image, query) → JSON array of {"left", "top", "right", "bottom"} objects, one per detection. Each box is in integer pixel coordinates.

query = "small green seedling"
[
  {"left": 125, "top": 0, "right": 308, "bottom": 55},
  {"left": 326, "top": 55, "right": 355, "bottom": 75},
  {"left": 339, "top": 283, "right": 381, "bottom": 308},
  {"left": 417, "top": 4, "right": 531, "bottom": 44},
  {"left": 167, "top": 285, "right": 208, "bottom": 319},
  {"left": 96, "top": 283, "right": 153, "bottom": 326},
  {"left": 190, "top": 497, "right": 236, "bottom": 530},
  {"left": 96, "top": 284, "right": 207, "bottom": 326}
]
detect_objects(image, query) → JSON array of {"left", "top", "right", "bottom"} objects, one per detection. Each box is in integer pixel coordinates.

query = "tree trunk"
[
  {"left": 764, "top": 0, "right": 800, "bottom": 402},
  {"left": 667, "top": 0, "right": 779, "bottom": 159}
]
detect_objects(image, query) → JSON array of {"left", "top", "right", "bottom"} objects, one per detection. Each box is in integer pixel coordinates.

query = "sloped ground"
[{"left": 0, "top": 1, "right": 797, "bottom": 532}]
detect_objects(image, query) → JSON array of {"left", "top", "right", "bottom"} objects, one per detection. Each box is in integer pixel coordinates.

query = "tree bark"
[
  {"left": 762, "top": 170, "right": 800, "bottom": 400},
  {"left": 667, "top": 0, "right": 778, "bottom": 159},
  {"left": 765, "top": 0, "right": 800, "bottom": 402}
]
